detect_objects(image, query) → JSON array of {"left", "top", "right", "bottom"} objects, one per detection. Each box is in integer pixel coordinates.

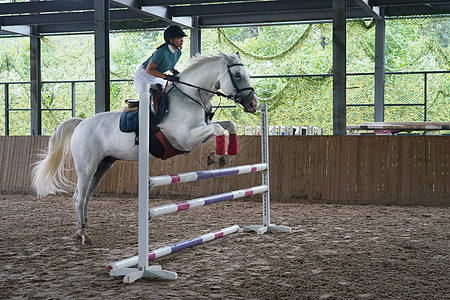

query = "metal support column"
[
  {"left": 94, "top": 0, "right": 110, "bottom": 113},
  {"left": 374, "top": 12, "right": 385, "bottom": 122},
  {"left": 332, "top": 0, "right": 346, "bottom": 135},
  {"left": 30, "top": 25, "right": 41, "bottom": 135},
  {"left": 190, "top": 17, "right": 201, "bottom": 57}
]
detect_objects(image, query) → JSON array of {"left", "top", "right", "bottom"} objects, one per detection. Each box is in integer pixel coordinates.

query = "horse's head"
[{"left": 219, "top": 52, "right": 258, "bottom": 113}]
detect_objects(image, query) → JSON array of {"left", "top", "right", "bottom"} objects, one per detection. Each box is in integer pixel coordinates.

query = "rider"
[{"left": 134, "top": 25, "right": 187, "bottom": 115}]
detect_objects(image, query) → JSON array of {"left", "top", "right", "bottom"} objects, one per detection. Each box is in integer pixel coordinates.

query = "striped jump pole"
[
  {"left": 149, "top": 163, "right": 268, "bottom": 188},
  {"left": 149, "top": 185, "right": 268, "bottom": 219},
  {"left": 107, "top": 225, "right": 240, "bottom": 272}
]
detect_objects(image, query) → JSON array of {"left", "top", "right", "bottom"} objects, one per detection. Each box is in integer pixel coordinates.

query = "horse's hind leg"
[
  {"left": 73, "top": 157, "right": 116, "bottom": 245},
  {"left": 73, "top": 171, "right": 94, "bottom": 245},
  {"left": 84, "top": 157, "right": 116, "bottom": 224}
]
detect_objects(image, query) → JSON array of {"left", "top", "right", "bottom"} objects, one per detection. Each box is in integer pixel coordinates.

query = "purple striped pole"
[
  {"left": 106, "top": 225, "right": 239, "bottom": 272},
  {"left": 149, "top": 163, "right": 267, "bottom": 187},
  {"left": 149, "top": 185, "right": 268, "bottom": 220}
]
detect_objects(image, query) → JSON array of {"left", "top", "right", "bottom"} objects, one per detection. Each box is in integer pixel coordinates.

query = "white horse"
[{"left": 32, "top": 52, "right": 258, "bottom": 245}]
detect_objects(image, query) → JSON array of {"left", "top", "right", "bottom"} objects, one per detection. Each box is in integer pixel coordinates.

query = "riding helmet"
[{"left": 164, "top": 25, "right": 187, "bottom": 43}]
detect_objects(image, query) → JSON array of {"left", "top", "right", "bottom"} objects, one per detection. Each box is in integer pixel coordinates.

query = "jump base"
[
  {"left": 243, "top": 224, "right": 292, "bottom": 235},
  {"left": 110, "top": 265, "right": 178, "bottom": 284}
]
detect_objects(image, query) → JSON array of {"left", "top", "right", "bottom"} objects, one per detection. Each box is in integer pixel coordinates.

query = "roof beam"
[
  {"left": 140, "top": 0, "right": 258, "bottom": 5},
  {"left": 0, "top": 0, "right": 94, "bottom": 14},
  {"left": 142, "top": 6, "right": 192, "bottom": 28},
  {"left": 173, "top": 0, "right": 333, "bottom": 17},
  {"left": 385, "top": 3, "right": 450, "bottom": 15},
  {"left": 373, "top": 0, "right": 450, "bottom": 6},
  {"left": 199, "top": 7, "right": 371, "bottom": 26},
  {"left": 1, "top": 10, "right": 153, "bottom": 26},
  {"left": 0, "top": 25, "right": 31, "bottom": 36},
  {"left": 353, "top": 0, "right": 383, "bottom": 20},
  {"left": 112, "top": 0, "right": 193, "bottom": 28},
  {"left": 35, "top": 19, "right": 164, "bottom": 35}
]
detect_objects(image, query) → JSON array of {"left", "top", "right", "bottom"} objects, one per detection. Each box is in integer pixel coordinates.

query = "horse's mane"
[{"left": 182, "top": 53, "right": 240, "bottom": 74}]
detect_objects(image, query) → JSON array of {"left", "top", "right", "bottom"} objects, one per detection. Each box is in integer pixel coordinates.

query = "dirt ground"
[{"left": 0, "top": 193, "right": 448, "bottom": 300}]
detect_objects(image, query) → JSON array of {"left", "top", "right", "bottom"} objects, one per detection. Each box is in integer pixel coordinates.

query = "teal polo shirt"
[{"left": 142, "top": 44, "right": 182, "bottom": 73}]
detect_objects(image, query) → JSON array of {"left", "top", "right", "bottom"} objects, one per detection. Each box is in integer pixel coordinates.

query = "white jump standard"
[
  {"left": 108, "top": 100, "right": 290, "bottom": 283},
  {"left": 242, "top": 103, "right": 291, "bottom": 235}
]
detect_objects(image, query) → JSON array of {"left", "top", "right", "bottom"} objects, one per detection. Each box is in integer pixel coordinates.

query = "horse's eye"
[{"left": 234, "top": 73, "right": 241, "bottom": 80}]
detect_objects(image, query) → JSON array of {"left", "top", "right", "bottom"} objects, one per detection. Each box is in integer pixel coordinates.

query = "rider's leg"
[{"left": 150, "top": 84, "right": 163, "bottom": 116}]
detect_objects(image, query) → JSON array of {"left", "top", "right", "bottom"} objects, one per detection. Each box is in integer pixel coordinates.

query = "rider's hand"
[
  {"left": 165, "top": 75, "right": 179, "bottom": 82},
  {"left": 171, "top": 69, "right": 180, "bottom": 76}
]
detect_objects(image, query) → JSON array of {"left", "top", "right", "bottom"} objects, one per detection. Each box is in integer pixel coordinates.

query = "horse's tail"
[{"left": 32, "top": 117, "right": 83, "bottom": 197}]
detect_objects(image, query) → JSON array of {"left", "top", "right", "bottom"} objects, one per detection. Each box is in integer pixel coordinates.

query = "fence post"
[
  {"left": 424, "top": 73, "right": 427, "bottom": 121},
  {"left": 4, "top": 84, "right": 9, "bottom": 135}
]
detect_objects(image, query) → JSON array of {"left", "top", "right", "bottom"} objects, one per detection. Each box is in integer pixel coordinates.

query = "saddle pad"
[
  {"left": 119, "top": 110, "right": 139, "bottom": 133},
  {"left": 119, "top": 110, "right": 183, "bottom": 159}
]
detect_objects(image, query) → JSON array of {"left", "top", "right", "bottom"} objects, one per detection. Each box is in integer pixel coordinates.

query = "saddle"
[
  {"left": 119, "top": 85, "right": 184, "bottom": 160},
  {"left": 123, "top": 84, "right": 168, "bottom": 121}
]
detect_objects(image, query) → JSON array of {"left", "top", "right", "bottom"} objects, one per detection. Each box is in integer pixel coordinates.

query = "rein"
[
  {"left": 174, "top": 79, "right": 231, "bottom": 100},
  {"left": 170, "top": 62, "right": 254, "bottom": 105},
  {"left": 171, "top": 83, "right": 214, "bottom": 120},
  {"left": 165, "top": 61, "right": 255, "bottom": 120}
]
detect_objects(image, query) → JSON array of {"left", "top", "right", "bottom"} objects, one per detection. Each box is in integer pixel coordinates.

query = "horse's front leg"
[
  {"left": 186, "top": 123, "right": 226, "bottom": 150},
  {"left": 207, "top": 121, "right": 237, "bottom": 167}
]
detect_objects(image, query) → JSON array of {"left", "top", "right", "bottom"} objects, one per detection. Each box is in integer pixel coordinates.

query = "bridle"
[
  {"left": 226, "top": 63, "right": 255, "bottom": 105},
  {"left": 170, "top": 62, "right": 255, "bottom": 104},
  {"left": 167, "top": 61, "right": 255, "bottom": 120}
]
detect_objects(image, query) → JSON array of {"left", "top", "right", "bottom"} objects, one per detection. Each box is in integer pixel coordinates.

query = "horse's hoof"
[
  {"left": 219, "top": 156, "right": 227, "bottom": 167},
  {"left": 73, "top": 233, "right": 82, "bottom": 241},
  {"left": 82, "top": 235, "right": 93, "bottom": 246},
  {"left": 207, "top": 152, "right": 217, "bottom": 166},
  {"left": 73, "top": 232, "right": 93, "bottom": 245}
]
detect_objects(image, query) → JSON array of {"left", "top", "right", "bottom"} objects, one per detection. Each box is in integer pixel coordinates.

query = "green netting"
[
  {"left": 41, "top": 110, "right": 73, "bottom": 135},
  {"left": 205, "top": 17, "right": 449, "bottom": 133},
  {"left": 8, "top": 110, "right": 30, "bottom": 135}
]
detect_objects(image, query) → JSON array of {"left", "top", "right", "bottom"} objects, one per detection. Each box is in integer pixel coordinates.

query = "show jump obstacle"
[{"left": 107, "top": 92, "right": 291, "bottom": 284}]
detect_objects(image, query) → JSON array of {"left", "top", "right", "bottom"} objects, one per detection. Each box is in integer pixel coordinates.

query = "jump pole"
[
  {"left": 149, "top": 185, "right": 268, "bottom": 219},
  {"left": 149, "top": 163, "right": 268, "bottom": 187},
  {"left": 107, "top": 225, "right": 239, "bottom": 272}
]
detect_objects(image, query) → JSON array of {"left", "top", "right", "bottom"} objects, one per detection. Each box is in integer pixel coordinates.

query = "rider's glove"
[
  {"left": 171, "top": 69, "right": 180, "bottom": 76},
  {"left": 165, "top": 75, "right": 179, "bottom": 82}
]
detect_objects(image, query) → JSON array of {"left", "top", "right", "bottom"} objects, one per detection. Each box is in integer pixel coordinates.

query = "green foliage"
[
  {"left": 0, "top": 17, "right": 448, "bottom": 136},
  {"left": 0, "top": 37, "right": 29, "bottom": 81},
  {"left": 201, "top": 18, "right": 449, "bottom": 133}
]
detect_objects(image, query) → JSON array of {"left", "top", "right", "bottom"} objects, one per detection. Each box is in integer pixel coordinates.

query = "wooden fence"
[{"left": 0, "top": 135, "right": 448, "bottom": 206}]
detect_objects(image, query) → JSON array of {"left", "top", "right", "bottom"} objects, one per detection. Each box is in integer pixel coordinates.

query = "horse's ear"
[
  {"left": 236, "top": 51, "right": 241, "bottom": 58},
  {"left": 220, "top": 52, "right": 233, "bottom": 64}
]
